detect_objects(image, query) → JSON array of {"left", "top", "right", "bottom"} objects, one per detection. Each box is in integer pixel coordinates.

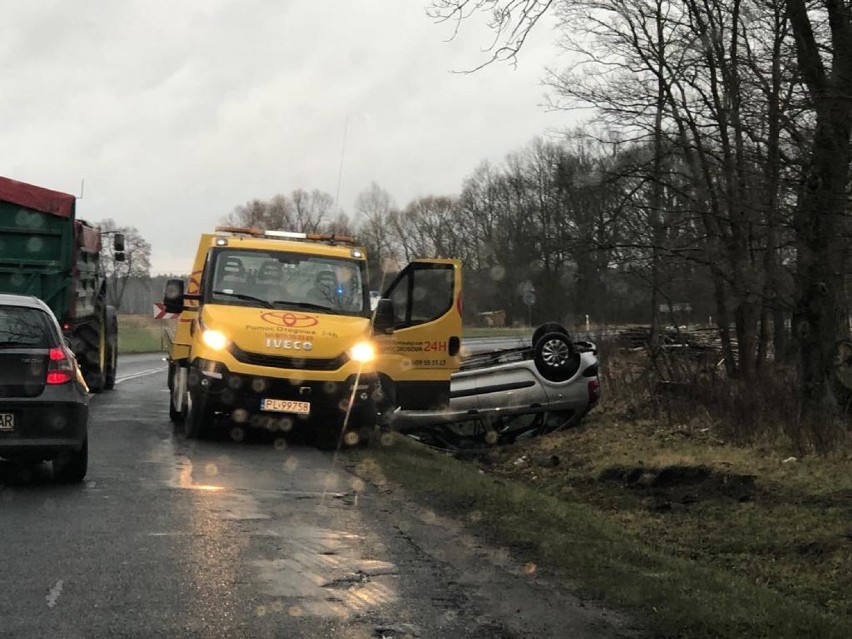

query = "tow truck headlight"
[
  {"left": 202, "top": 329, "right": 229, "bottom": 351},
  {"left": 348, "top": 341, "right": 376, "bottom": 364}
]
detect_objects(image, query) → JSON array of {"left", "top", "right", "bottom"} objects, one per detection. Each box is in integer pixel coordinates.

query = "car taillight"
[
  {"left": 588, "top": 378, "right": 601, "bottom": 404},
  {"left": 46, "top": 346, "right": 74, "bottom": 385}
]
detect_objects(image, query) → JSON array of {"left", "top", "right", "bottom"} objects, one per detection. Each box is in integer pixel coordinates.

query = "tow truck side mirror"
[
  {"left": 114, "top": 233, "right": 126, "bottom": 262},
  {"left": 373, "top": 298, "right": 395, "bottom": 334},
  {"left": 164, "top": 279, "right": 185, "bottom": 314}
]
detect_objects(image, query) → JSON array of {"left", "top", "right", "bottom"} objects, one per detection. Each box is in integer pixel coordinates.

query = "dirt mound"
[{"left": 597, "top": 464, "right": 756, "bottom": 511}]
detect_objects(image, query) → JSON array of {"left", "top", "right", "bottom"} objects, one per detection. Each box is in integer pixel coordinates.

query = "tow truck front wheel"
[
  {"left": 313, "top": 401, "right": 377, "bottom": 451},
  {"left": 168, "top": 365, "right": 186, "bottom": 424},
  {"left": 184, "top": 391, "right": 212, "bottom": 440},
  {"left": 169, "top": 391, "right": 184, "bottom": 424}
]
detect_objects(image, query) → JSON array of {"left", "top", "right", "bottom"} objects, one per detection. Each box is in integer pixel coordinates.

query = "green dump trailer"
[{"left": 0, "top": 175, "right": 122, "bottom": 391}]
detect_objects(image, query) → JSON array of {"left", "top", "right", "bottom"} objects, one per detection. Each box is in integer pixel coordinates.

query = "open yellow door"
[{"left": 374, "top": 259, "right": 462, "bottom": 410}]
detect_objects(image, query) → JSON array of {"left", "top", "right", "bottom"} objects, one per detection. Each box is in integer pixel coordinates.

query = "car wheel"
[
  {"left": 531, "top": 322, "right": 570, "bottom": 350},
  {"left": 53, "top": 437, "right": 88, "bottom": 483},
  {"left": 184, "top": 392, "right": 210, "bottom": 440},
  {"left": 534, "top": 332, "right": 579, "bottom": 382}
]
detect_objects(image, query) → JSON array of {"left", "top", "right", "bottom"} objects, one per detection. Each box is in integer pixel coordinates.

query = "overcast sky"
[{"left": 1, "top": 1, "right": 576, "bottom": 274}]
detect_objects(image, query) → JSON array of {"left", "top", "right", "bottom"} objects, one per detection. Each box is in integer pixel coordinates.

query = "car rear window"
[{"left": 0, "top": 306, "right": 57, "bottom": 349}]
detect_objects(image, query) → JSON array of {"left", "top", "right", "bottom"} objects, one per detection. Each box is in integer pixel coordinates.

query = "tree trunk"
[
  {"left": 786, "top": 0, "right": 852, "bottom": 436},
  {"left": 793, "top": 99, "right": 850, "bottom": 423},
  {"left": 712, "top": 274, "right": 737, "bottom": 376}
]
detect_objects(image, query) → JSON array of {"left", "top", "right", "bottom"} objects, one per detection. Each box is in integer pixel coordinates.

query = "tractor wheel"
[
  {"left": 104, "top": 306, "right": 118, "bottom": 390},
  {"left": 80, "top": 315, "right": 107, "bottom": 393}
]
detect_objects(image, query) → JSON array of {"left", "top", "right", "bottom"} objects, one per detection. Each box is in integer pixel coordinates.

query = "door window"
[{"left": 384, "top": 263, "right": 454, "bottom": 328}]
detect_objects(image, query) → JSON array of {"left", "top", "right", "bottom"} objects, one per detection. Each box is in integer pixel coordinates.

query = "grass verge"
[
  {"left": 351, "top": 428, "right": 851, "bottom": 639},
  {"left": 117, "top": 315, "right": 172, "bottom": 353},
  {"left": 463, "top": 327, "right": 532, "bottom": 338}
]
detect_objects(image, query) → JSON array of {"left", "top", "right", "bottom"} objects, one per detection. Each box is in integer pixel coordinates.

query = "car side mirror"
[
  {"left": 164, "top": 278, "right": 185, "bottom": 314},
  {"left": 373, "top": 298, "right": 395, "bottom": 334}
]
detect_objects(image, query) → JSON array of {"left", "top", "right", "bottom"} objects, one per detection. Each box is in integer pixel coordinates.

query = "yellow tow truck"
[{"left": 163, "top": 226, "right": 462, "bottom": 447}]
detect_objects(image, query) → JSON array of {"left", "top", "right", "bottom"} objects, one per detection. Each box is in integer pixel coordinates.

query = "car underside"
[{"left": 390, "top": 324, "right": 601, "bottom": 449}]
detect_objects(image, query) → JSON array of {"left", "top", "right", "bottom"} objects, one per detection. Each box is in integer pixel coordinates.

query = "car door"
[
  {"left": 374, "top": 259, "right": 462, "bottom": 410},
  {"left": 169, "top": 235, "right": 212, "bottom": 361}
]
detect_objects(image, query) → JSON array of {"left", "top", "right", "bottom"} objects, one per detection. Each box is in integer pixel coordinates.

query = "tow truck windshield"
[{"left": 205, "top": 248, "right": 368, "bottom": 315}]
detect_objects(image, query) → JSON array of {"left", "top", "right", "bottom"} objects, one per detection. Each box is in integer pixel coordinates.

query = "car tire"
[
  {"left": 533, "top": 332, "right": 579, "bottom": 382},
  {"left": 531, "top": 322, "right": 570, "bottom": 350},
  {"left": 184, "top": 391, "right": 210, "bottom": 440},
  {"left": 53, "top": 437, "right": 88, "bottom": 483}
]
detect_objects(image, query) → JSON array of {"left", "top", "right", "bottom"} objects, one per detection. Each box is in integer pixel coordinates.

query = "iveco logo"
[
  {"left": 265, "top": 338, "right": 314, "bottom": 351},
  {"left": 260, "top": 312, "right": 319, "bottom": 328}
]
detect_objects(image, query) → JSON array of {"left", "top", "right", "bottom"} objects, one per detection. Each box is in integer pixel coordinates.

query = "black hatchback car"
[{"left": 0, "top": 294, "right": 89, "bottom": 482}]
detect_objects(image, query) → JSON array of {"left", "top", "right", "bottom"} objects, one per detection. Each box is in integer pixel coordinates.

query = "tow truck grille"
[{"left": 228, "top": 344, "right": 349, "bottom": 371}]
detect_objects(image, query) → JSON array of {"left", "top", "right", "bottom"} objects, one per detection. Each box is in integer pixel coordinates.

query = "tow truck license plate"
[
  {"left": 260, "top": 399, "right": 311, "bottom": 415},
  {"left": 0, "top": 413, "right": 15, "bottom": 431}
]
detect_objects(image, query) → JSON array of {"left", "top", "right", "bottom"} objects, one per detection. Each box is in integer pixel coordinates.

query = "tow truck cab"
[{"left": 165, "top": 227, "right": 462, "bottom": 446}]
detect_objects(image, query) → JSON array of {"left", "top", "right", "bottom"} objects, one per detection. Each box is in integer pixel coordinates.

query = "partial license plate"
[
  {"left": 0, "top": 413, "right": 15, "bottom": 431},
  {"left": 260, "top": 399, "right": 311, "bottom": 415}
]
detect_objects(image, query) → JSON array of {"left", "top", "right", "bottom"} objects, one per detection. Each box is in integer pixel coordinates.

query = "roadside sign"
[
  {"left": 522, "top": 291, "right": 536, "bottom": 306},
  {"left": 153, "top": 302, "right": 179, "bottom": 320}
]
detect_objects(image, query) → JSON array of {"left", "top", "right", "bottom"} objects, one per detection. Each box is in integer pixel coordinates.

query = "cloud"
[{"left": 0, "top": 1, "right": 575, "bottom": 273}]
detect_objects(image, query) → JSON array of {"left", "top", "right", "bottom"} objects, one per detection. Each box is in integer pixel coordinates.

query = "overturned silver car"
[{"left": 390, "top": 323, "right": 601, "bottom": 448}]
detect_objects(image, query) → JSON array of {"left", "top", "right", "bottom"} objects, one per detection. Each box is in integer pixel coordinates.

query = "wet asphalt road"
[{"left": 0, "top": 353, "right": 628, "bottom": 639}]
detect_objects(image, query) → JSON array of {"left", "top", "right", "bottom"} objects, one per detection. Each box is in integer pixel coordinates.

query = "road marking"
[
  {"left": 46, "top": 579, "right": 63, "bottom": 608},
  {"left": 115, "top": 368, "right": 164, "bottom": 385}
]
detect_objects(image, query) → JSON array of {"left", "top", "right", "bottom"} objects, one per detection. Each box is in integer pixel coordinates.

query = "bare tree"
[
  {"left": 98, "top": 218, "right": 152, "bottom": 310},
  {"left": 786, "top": 0, "right": 852, "bottom": 428},
  {"left": 223, "top": 199, "right": 268, "bottom": 228},
  {"left": 224, "top": 189, "right": 337, "bottom": 233},
  {"left": 429, "top": 0, "right": 556, "bottom": 69},
  {"left": 325, "top": 212, "right": 356, "bottom": 237},
  {"left": 291, "top": 189, "right": 334, "bottom": 232},
  {"left": 354, "top": 183, "right": 401, "bottom": 289}
]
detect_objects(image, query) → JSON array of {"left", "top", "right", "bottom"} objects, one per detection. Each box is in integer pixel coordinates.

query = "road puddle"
[
  {"left": 167, "top": 455, "right": 269, "bottom": 519},
  {"left": 252, "top": 527, "right": 398, "bottom": 618}
]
